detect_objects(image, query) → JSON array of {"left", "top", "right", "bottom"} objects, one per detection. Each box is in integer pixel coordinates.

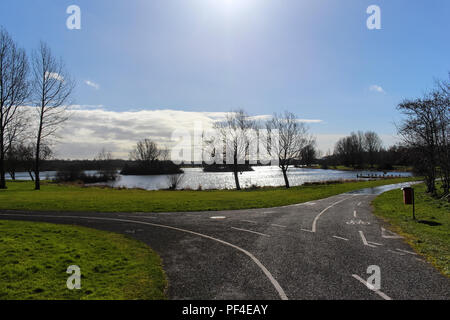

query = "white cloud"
[
  {"left": 369, "top": 84, "right": 385, "bottom": 93},
  {"left": 85, "top": 80, "right": 100, "bottom": 90},
  {"left": 45, "top": 72, "right": 64, "bottom": 82},
  {"left": 52, "top": 108, "right": 323, "bottom": 159}
]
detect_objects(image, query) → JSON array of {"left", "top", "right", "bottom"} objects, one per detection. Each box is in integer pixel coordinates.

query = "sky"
[{"left": 1, "top": 0, "right": 449, "bottom": 159}]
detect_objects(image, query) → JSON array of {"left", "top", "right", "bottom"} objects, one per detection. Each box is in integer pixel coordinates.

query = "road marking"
[
  {"left": 368, "top": 241, "right": 383, "bottom": 246},
  {"left": 210, "top": 216, "right": 226, "bottom": 219},
  {"left": 353, "top": 210, "right": 357, "bottom": 218},
  {"left": 381, "top": 227, "right": 403, "bottom": 239},
  {"left": 129, "top": 215, "right": 157, "bottom": 219},
  {"left": 357, "top": 202, "right": 362, "bottom": 207},
  {"left": 310, "top": 197, "right": 352, "bottom": 233},
  {"left": 231, "top": 227, "right": 271, "bottom": 237},
  {"left": 333, "top": 235, "right": 349, "bottom": 241},
  {"left": 301, "top": 228, "right": 315, "bottom": 233},
  {"left": 270, "top": 224, "right": 287, "bottom": 228},
  {"left": 359, "top": 231, "right": 377, "bottom": 248},
  {"left": 352, "top": 274, "right": 392, "bottom": 300},
  {"left": 0, "top": 214, "right": 287, "bottom": 300},
  {"left": 387, "top": 249, "right": 405, "bottom": 256},
  {"left": 396, "top": 248, "right": 417, "bottom": 255},
  {"left": 241, "top": 220, "right": 258, "bottom": 224},
  {"left": 346, "top": 219, "right": 371, "bottom": 225}
]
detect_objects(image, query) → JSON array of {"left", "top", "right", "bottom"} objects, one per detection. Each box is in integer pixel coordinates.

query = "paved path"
[{"left": 1, "top": 183, "right": 448, "bottom": 300}]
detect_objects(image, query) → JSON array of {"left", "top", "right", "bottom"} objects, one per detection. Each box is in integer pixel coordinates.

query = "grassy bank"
[
  {"left": 373, "top": 183, "right": 449, "bottom": 277},
  {"left": 0, "top": 178, "right": 419, "bottom": 213},
  {"left": 0, "top": 220, "right": 167, "bottom": 299}
]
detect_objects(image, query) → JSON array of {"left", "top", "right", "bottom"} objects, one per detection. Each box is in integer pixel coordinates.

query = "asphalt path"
[{"left": 1, "top": 182, "right": 448, "bottom": 300}]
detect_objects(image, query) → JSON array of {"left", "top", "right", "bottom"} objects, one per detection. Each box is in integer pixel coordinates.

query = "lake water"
[{"left": 7, "top": 167, "right": 412, "bottom": 190}]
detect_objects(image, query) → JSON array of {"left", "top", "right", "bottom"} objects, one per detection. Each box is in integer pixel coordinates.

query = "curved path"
[{"left": 1, "top": 183, "right": 448, "bottom": 300}]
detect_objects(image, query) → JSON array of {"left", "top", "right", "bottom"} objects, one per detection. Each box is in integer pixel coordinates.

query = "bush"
[{"left": 54, "top": 166, "right": 117, "bottom": 184}]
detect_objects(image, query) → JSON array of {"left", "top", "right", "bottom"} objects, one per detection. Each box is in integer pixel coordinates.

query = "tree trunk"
[
  {"left": 233, "top": 169, "right": 241, "bottom": 190},
  {"left": 0, "top": 124, "right": 5, "bottom": 189},
  {"left": 282, "top": 168, "right": 290, "bottom": 188},
  {"left": 28, "top": 170, "right": 34, "bottom": 181}
]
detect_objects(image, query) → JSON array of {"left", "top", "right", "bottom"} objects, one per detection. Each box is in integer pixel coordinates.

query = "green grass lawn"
[
  {"left": 373, "top": 183, "right": 449, "bottom": 277},
  {"left": 0, "top": 220, "right": 167, "bottom": 300},
  {"left": 0, "top": 178, "right": 419, "bottom": 213}
]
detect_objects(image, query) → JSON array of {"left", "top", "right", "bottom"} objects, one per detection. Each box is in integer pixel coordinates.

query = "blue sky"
[{"left": 1, "top": 0, "right": 449, "bottom": 158}]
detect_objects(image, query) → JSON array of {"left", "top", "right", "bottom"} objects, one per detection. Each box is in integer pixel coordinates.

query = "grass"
[
  {"left": 0, "top": 220, "right": 167, "bottom": 300},
  {"left": 0, "top": 177, "right": 420, "bottom": 213},
  {"left": 373, "top": 183, "right": 450, "bottom": 277}
]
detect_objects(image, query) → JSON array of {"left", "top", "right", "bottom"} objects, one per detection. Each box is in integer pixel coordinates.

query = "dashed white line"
[
  {"left": 357, "top": 202, "right": 362, "bottom": 207},
  {"left": 270, "top": 224, "right": 287, "bottom": 228},
  {"left": 310, "top": 197, "right": 352, "bottom": 232},
  {"left": 231, "top": 227, "right": 271, "bottom": 237},
  {"left": 210, "top": 216, "right": 227, "bottom": 220},
  {"left": 353, "top": 210, "right": 357, "bottom": 218},
  {"left": 333, "top": 235, "right": 349, "bottom": 241},
  {"left": 352, "top": 274, "right": 392, "bottom": 300},
  {"left": 368, "top": 241, "right": 383, "bottom": 246},
  {"left": 396, "top": 248, "right": 417, "bottom": 255},
  {"left": 0, "top": 213, "right": 287, "bottom": 300},
  {"left": 359, "top": 231, "right": 377, "bottom": 248},
  {"left": 301, "top": 228, "right": 315, "bottom": 233}
]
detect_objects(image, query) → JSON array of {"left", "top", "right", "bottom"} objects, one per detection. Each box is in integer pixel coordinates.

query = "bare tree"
[
  {"left": 364, "top": 131, "right": 383, "bottom": 168},
  {"left": 300, "top": 141, "right": 317, "bottom": 167},
  {"left": 0, "top": 27, "right": 29, "bottom": 189},
  {"left": 396, "top": 86, "right": 449, "bottom": 196},
  {"left": 129, "top": 139, "right": 163, "bottom": 164},
  {"left": 95, "top": 148, "right": 117, "bottom": 181},
  {"left": 334, "top": 131, "right": 365, "bottom": 168},
  {"left": 214, "top": 109, "right": 256, "bottom": 190},
  {"left": 266, "top": 112, "right": 312, "bottom": 188},
  {"left": 31, "top": 41, "right": 74, "bottom": 190}
]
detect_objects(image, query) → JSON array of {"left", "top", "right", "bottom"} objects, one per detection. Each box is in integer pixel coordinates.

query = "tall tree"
[
  {"left": 266, "top": 112, "right": 312, "bottom": 188},
  {"left": 397, "top": 93, "right": 444, "bottom": 195},
  {"left": 364, "top": 131, "right": 383, "bottom": 168},
  {"left": 0, "top": 27, "right": 29, "bottom": 189},
  {"left": 214, "top": 109, "right": 256, "bottom": 190},
  {"left": 31, "top": 41, "right": 74, "bottom": 190}
]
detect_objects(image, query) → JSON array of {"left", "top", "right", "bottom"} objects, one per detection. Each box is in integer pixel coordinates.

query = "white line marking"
[
  {"left": 301, "top": 228, "right": 315, "bottom": 233},
  {"left": 231, "top": 227, "right": 271, "bottom": 237},
  {"left": 368, "top": 241, "right": 383, "bottom": 246},
  {"left": 241, "top": 220, "right": 258, "bottom": 224},
  {"left": 129, "top": 216, "right": 157, "bottom": 219},
  {"left": 357, "top": 202, "right": 362, "bottom": 207},
  {"left": 270, "top": 224, "right": 287, "bottom": 228},
  {"left": 396, "top": 248, "right": 417, "bottom": 255},
  {"left": 352, "top": 274, "right": 392, "bottom": 300},
  {"left": 210, "top": 216, "right": 226, "bottom": 219},
  {"left": 387, "top": 249, "right": 405, "bottom": 256},
  {"left": 333, "top": 235, "right": 349, "bottom": 241},
  {"left": 381, "top": 227, "right": 403, "bottom": 239},
  {"left": 0, "top": 214, "right": 287, "bottom": 300},
  {"left": 353, "top": 210, "right": 357, "bottom": 218},
  {"left": 310, "top": 197, "right": 352, "bottom": 232},
  {"left": 359, "top": 231, "right": 377, "bottom": 248}
]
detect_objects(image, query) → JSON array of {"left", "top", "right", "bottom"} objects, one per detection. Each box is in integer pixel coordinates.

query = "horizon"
[{"left": 0, "top": 0, "right": 449, "bottom": 159}]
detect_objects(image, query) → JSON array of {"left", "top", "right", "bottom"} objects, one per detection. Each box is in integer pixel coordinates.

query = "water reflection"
[{"left": 7, "top": 166, "right": 412, "bottom": 190}]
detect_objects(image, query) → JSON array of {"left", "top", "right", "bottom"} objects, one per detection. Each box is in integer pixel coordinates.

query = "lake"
[{"left": 7, "top": 167, "right": 413, "bottom": 190}]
